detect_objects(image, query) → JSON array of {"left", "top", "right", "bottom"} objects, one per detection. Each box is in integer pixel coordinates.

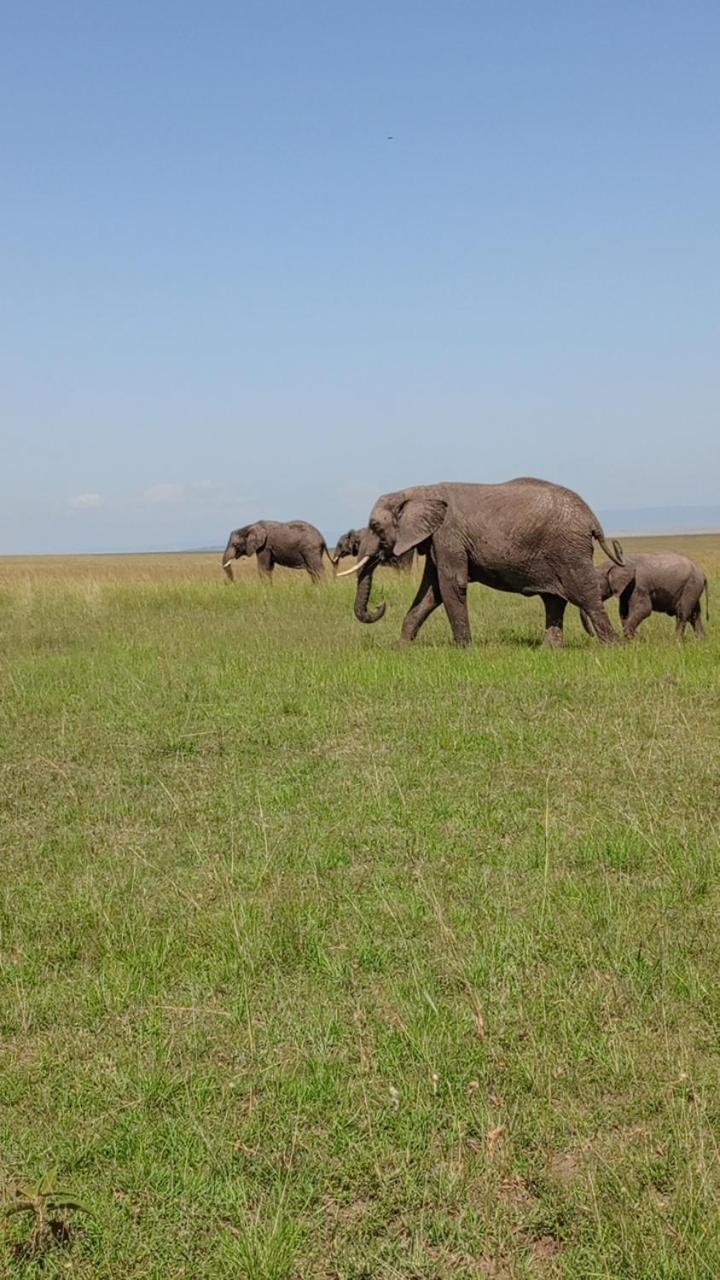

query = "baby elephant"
[
  {"left": 332, "top": 528, "right": 414, "bottom": 572},
  {"left": 581, "top": 552, "right": 708, "bottom": 639}
]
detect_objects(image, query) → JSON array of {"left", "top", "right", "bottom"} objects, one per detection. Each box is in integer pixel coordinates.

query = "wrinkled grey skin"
[
  {"left": 348, "top": 477, "right": 623, "bottom": 647},
  {"left": 580, "top": 552, "right": 709, "bottom": 639},
  {"left": 332, "top": 527, "right": 414, "bottom": 572},
  {"left": 222, "top": 520, "right": 330, "bottom": 582}
]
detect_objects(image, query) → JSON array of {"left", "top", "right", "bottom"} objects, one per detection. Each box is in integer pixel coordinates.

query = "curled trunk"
[{"left": 354, "top": 563, "right": 386, "bottom": 623}]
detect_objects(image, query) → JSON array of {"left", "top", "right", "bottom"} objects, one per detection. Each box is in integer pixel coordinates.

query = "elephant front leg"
[
  {"left": 437, "top": 562, "right": 472, "bottom": 647},
  {"left": 256, "top": 550, "right": 274, "bottom": 582},
  {"left": 540, "top": 593, "right": 566, "bottom": 648},
  {"left": 400, "top": 558, "right": 442, "bottom": 643},
  {"left": 622, "top": 589, "right": 651, "bottom": 638}
]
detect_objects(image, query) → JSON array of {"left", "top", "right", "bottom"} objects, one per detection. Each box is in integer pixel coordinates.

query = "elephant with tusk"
[
  {"left": 340, "top": 477, "right": 624, "bottom": 647},
  {"left": 222, "top": 520, "right": 332, "bottom": 582},
  {"left": 332, "top": 527, "right": 414, "bottom": 572}
]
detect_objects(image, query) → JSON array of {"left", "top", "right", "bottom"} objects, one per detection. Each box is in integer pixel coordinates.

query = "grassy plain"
[{"left": 1, "top": 535, "right": 719, "bottom": 1278}]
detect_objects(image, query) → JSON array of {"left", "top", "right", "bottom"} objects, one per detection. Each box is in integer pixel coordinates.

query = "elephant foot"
[{"left": 543, "top": 627, "right": 565, "bottom": 649}]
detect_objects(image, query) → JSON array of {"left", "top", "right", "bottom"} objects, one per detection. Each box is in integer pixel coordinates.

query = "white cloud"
[
  {"left": 68, "top": 492, "right": 104, "bottom": 511},
  {"left": 137, "top": 482, "right": 249, "bottom": 510},
  {"left": 139, "top": 482, "right": 186, "bottom": 506}
]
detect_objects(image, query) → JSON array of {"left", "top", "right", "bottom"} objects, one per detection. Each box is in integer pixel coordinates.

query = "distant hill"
[{"left": 600, "top": 506, "right": 720, "bottom": 535}]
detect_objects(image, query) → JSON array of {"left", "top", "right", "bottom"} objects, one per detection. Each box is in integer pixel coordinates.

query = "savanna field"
[{"left": 2, "top": 537, "right": 720, "bottom": 1279}]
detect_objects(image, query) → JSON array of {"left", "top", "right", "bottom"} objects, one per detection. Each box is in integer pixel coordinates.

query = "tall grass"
[{"left": 1, "top": 537, "right": 719, "bottom": 1277}]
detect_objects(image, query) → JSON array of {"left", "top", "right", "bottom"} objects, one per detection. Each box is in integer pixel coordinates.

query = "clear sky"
[{"left": 2, "top": 1, "right": 719, "bottom": 553}]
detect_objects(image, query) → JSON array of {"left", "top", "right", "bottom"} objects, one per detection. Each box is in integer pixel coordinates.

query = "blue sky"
[{"left": 2, "top": 1, "right": 719, "bottom": 552}]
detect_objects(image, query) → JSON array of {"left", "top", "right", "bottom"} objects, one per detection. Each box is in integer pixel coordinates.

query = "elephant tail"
[
  {"left": 704, "top": 575, "right": 710, "bottom": 621},
  {"left": 593, "top": 529, "right": 624, "bottom": 566}
]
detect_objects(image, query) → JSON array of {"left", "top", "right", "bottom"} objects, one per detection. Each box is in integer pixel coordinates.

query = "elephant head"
[
  {"left": 337, "top": 488, "right": 447, "bottom": 623},
  {"left": 331, "top": 529, "right": 362, "bottom": 566},
  {"left": 222, "top": 523, "right": 267, "bottom": 580},
  {"left": 596, "top": 558, "right": 636, "bottom": 601}
]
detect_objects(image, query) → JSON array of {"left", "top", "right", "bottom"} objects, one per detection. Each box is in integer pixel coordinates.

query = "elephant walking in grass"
[
  {"left": 580, "top": 552, "right": 709, "bottom": 639},
  {"left": 222, "top": 520, "right": 331, "bottom": 582},
  {"left": 337, "top": 477, "right": 623, "bottom": 647},
  {"left": 332, "top": 528, "right": 414, "bottom": 572}
]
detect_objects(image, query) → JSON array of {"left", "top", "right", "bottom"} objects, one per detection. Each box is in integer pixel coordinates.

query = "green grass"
[{"left": 1, "top": 538, "right": 719, "bottom": 1278}]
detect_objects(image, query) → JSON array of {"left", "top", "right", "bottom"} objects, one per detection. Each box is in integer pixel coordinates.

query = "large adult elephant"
[
  {"left": 580, "top": 552, "right": 708, "bottom": 639},
  {"left": 222, "top": 520, "right": 331, "bottom": 582},
  {"left": 332, "top": 527, "right": 414, "bottom": 572},
  {"left": 337, "top": 477, "right": 623, "bottom": 647}
]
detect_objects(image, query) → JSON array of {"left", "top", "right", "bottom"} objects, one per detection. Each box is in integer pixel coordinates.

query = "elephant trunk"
[
  {"left": 222, "top": 542, "right": 235, "bottom": 581},
  {"left": 354, "top": 562, "right": 386, "bottom": 624}
]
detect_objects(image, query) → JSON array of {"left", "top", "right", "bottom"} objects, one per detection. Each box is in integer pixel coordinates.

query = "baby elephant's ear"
[
  {"left": 394, "top": 497, "right": 447, "bottom": 558},
  {"left": 245, "top": 523, "right": 267, "bottom": 555},
  {"left": 608, "top": 563, "right": 634, "bottom": 596}
]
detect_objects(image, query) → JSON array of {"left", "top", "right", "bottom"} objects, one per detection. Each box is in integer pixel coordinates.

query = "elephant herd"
[{"left": 221, "top": 476, "right": 709, "bottom": 648}]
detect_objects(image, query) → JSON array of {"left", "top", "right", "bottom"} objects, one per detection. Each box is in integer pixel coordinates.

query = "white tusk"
[
  {"left": 336, "top": 555, "right": 370, "bottom": 578},
  {"left": 223, "top": 561, "right": 234, "bottom": 568}
]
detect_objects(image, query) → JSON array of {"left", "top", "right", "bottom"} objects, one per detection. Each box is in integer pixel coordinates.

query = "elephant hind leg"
[
  {"left": 304, "top": 555, "right": 325, "bottom": 582},
  {"left": 541, "top": 594, "right": 566, "bottom": 647},
  {"left": 400, "top": 559, "right": 442, "bottom": 643},
  {"left": 579, "top": 608, "right": 595, "bottom": 637},
  {"left": 679, "top": 584, "right": 705, "bottom": 638},
  {"left": 565, "top": 571, "right": 618, "bottom": 643},
  {"left": 573, "top": 595, "right": 617, "bottom": 643}
]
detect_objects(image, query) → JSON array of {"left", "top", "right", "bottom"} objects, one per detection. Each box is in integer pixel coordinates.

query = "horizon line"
[{"left": 3, "top": 527, "right": 720, "bottom": 559}]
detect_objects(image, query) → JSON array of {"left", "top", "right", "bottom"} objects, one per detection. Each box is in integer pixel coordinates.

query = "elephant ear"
[
  {"left": 393, "top": 496, "right": 447, "bottom": 557},
  {"left": 245, "top": 523, "right": 267, "bottom": 555},
  {"left": 608, "top": 564, "right": 634, "bottom": 597}
]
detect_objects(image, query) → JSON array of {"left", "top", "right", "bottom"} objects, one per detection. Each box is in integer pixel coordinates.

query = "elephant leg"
[
  {"left": 256, "top": 550, "right": 274, "bottom": 582},
  {"left": 690, "top": 605, "right": 705, "bottom": 638},
  {"left": 437, "top": 561, "right": 471, "bottom": 647},
  {"left": 678, "top": 585, "right": 705, "bottom": 638},
  {"left": 569, "top": 576, "right": 617, "bottom": 643},
  {"left": 304, "top": 554, "right": 325, "bottom": 582},
  {"left": 622, "top": 589, "right": 652, "bottom": 638},
  {"left": 579, "top": 609, "right": 595, "bottom": 637},
  {"left": 400, "top": 558, "right": 442, "bottom": 643},
  {"left": 540, "top": 594, "right": 566, "bottom": 648}
]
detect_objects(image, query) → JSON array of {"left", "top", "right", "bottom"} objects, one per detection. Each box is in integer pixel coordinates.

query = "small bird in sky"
[{"left": 386, "top": 135, "right": 394, "bottom": 140}]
